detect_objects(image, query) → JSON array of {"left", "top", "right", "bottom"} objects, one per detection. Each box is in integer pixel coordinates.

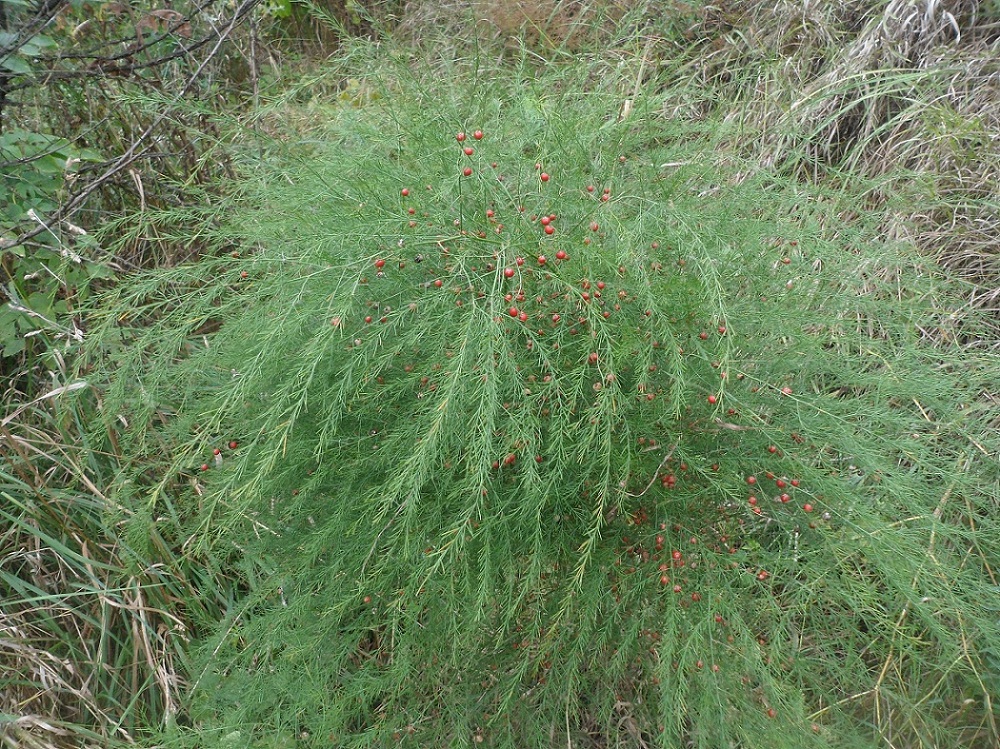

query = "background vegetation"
[{"left": 3, "top": 2, "right": 999, "bottom": 748}]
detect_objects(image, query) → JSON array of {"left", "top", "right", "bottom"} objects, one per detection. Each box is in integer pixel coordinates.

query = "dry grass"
[
  {"left": 660, "top": 0, "right": 1000, "bottom": 328},
  {"left": 0, "top": 382, "right": 212, "bottom": 749},
  {"left": 399, "top": 0, "right": 639, "bottom": 52}
]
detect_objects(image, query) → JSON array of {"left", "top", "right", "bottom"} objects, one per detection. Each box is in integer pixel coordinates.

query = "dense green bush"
[{"left": 84, "top": 47, "right": 1000, "bottom": 749}]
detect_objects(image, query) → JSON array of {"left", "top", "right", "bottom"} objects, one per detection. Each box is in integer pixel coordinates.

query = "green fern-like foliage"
[{"left": 86, "top": 49, "right": 1000, "bottom": 749}]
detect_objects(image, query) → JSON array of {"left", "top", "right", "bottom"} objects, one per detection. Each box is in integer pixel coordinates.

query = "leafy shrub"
[
  {"left": 0, "top": 128, "right": 106, "bottom": 364},
  {"left": 86, "top": 49, "right": 1000, "bottom": 749}
]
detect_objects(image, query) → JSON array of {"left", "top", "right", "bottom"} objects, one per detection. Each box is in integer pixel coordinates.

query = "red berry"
[
  {"left": 229, "top": 441, "right": 238, "bottom": 449},
  {"left": 515, "top": 256, "right": 525, "bottom": 266},
  {"left": 540, "top": 172, "right": 550, "bottom": 182},
  {"left": 803, "top": 503, "right": 814, "bottom": 512},
  {"left": 213, "top": 447, "right": 221, "bottom": 455},
  {"left": 463, "top": 146, "right": 474, "bottom": 156},
  {"left": 544, "top": 225, "right": 555, "bottom": 235},
  {"left": 463, "top": 167, "right": 473, "bottom": 177},
  {"left": 590, "top": 222, "right": 599, "bottom": 231},
  {"left": 746, "top": 476, "right": 757, "bottom": 485},
  {"left": 509, "top": 307, "right": 519, "bottom": 317},
  {"left": 456, "top": 132, "right": 466, "bottom": 142},
  {"left": 555, "top": 250, "right": 567, "bottom": 260},
  {"left": 588, "top": 352, "right": 599, "bottom": 364},
  {"left": 504, "top": 267, "right": 515, "bottom": 278},
  {"left": 433, "top": 279, "right": 443, "bottom": 287},
  {"left": 537, "top": 255, "right": 547, "bottom": 265},
  {"left": 707, "top": 394, "right": 717, "bottom": 404},
  {"left": 401, "top": 188, "right": 409, "bottom": 196},
  {"left": 200, "top": 463, "right": 209, "bottom": 472},
  {"left": 473, "top": 130, "right": 483, "bottom": 140},
  {"left": 374, "top": 258, "right": 386, "bottom": 269}
]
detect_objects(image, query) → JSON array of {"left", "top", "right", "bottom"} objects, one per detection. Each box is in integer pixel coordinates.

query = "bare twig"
[{"left": 627, "top": 441, "right": 679, "bottom": 497}]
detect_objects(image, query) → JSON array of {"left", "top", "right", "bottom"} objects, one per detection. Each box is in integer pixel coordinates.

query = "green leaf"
[
  {"left": 26, "top": 290, "right": 54, "bottom": 318},
  {"left": 33, "top": 154, "right": 68, "bottom": 175},
  {"left": 76, "top": 147, "right": 105, "bottom": 162},
  {"left": 0, "top": 335, "right": 25, "bottom": 358},
  {"left": 20, "top": 33, "right": 56, "bottom": 55},
  {"left": 86, "top": 262, "right": 116, "bottom": 280},
  {"left": 0, "top": 304, "right": 18, "bottom": 336},
  {"left": 0, "top": 56, "right": 33, "bottom": 75}
]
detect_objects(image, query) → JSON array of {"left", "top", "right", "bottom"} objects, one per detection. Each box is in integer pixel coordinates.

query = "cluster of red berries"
[
  {"left": 199, "top": 440, "right": 239, "bottom": 472},
  {"left": 337, "top": 126, "right": 827, "bottom": 664},
  {"left": 746, "top": 469, "right": 817, "bottom": 516}
]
